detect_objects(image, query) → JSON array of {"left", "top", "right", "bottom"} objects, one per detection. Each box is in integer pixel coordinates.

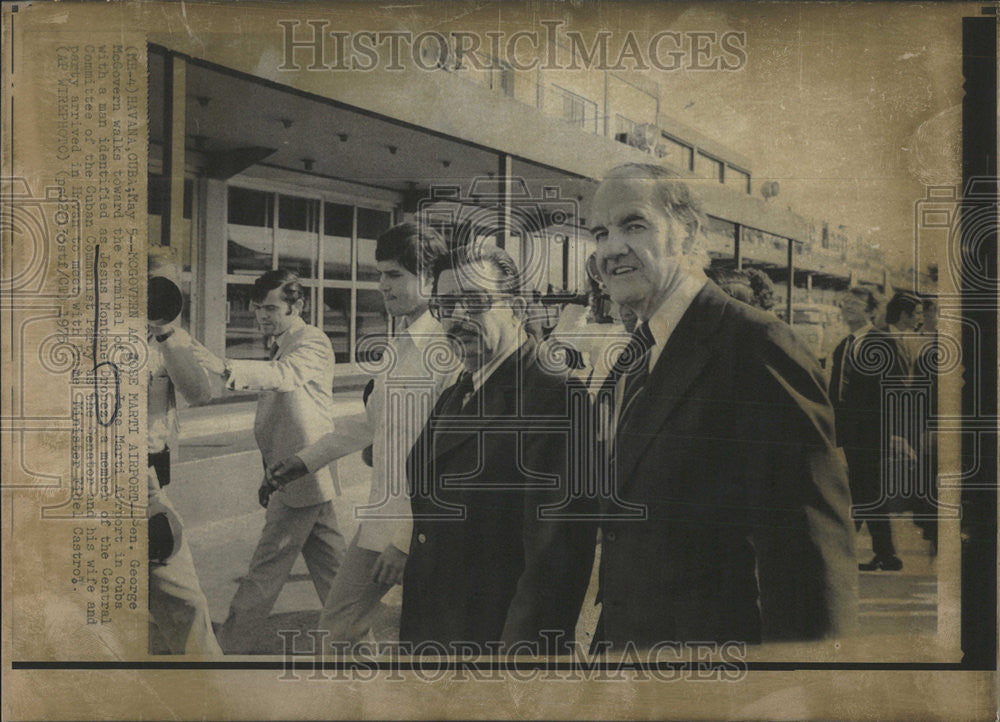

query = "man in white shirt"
[
  {"left": 194, "top": 270, "right": 344, "bottom": 654},
  {"left": 268, "top": 223, "right": 452, "bottom": 646}
]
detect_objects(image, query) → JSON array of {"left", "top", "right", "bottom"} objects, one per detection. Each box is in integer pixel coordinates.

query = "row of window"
[{"left": 225, "top": 187, "right": 394, "bottom": 363}]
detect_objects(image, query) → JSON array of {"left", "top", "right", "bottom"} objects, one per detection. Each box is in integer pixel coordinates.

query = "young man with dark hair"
[
  {"left": 400, "top": 243, "right": 594, "bottom": 651},
  {"left": 268, "top": 223, "right": 453, "bottom": 646},
  {"left": 194, "top": 269, "right": 345, "bottom": 654}
]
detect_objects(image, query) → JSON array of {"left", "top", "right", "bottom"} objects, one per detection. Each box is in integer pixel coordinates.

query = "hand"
[
  {"left": 258, "top": 479, "right": 274, "bottom": 508},
  {"left": 371, "top": 544, "right": 407, "bottom": 586},
  {"left": 191, "top": 343, "right": 227, "bottom": 376},
  {"left": 268, "top": 455, "right": 308, "bottom": 488}
]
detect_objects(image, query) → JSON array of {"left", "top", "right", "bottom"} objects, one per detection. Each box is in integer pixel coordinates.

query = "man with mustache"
[
  {"left": 586, "top": 163, "right": 857, "bottom": 648},
  {"left": 400, "top": 244, "right": 594, "bottom": 652}
]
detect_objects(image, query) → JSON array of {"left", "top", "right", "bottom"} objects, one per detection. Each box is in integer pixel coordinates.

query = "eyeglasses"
[{"left": 429, "top": 292, "right": 512, "bottom": 320}]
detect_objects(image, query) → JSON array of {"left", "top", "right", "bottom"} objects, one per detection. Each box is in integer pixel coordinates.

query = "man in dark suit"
[
  {"left": 586, "top": 163, "right": 857, "bottom": 648},
  {"left": 829, "top": 285, "right": 883, "bottom": 421},
  {"left": 401, "top": 245, "right": 594, "bottom": 653},
  {"left": 840, "top": 291, "right": 924, "bottom": 571}
]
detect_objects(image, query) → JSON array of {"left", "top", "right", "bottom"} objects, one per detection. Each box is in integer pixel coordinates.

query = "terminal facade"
[{"left": 147, "top": 30, "right": 923, "bottom": 381}]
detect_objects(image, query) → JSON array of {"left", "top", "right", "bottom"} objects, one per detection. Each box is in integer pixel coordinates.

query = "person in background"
[
  {"left": 706, "top": 268, "right": 756, "bottom": 307},
  {"left": 146, "top": 248, "right": 222, "bottom": 655},
  {"left": 194, "top": 270, "right": 345, "bottom": 654},
  {"left": 912, "top": 296, "right": 939, "bottom": 552},
  {"left": 268, "top": 223, "right": 452, "bottom": 647},
  {"left": 829, "top": 285, "right": 882, "bottom": 422},
  {"left": 840, "top": 291, "right": 923, "bottom": 572},
  {"left": 746, "top": 268, "right": 777, "bottom": 312}
]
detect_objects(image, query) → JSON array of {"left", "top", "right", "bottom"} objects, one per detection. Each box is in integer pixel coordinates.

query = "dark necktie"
[
  {"left": 831, "top": 333, "right": 854, "bottom": 404},
  {"left": 268, "top": 341, "right": 280, "bottom": 360},
  {"left": 614, "top": 321, "right": 654, "bottom": 430},
  {"left": 440, "top": 370, "right": 475, "bottom": 416}
]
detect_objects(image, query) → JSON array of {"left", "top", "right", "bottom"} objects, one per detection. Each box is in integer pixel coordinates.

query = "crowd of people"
[{"left": 145, "top": 163, "right": 939, "bottom": 655}]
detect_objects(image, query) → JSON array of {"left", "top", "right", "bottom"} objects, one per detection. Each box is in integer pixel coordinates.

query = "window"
[
  {"left": 356, "top": 208, "right": 392, "bottom": 282},
  {"left": 224, "top": 184, "right": 395, "bottom": 364},
  {"left": 615, "top": 115, "right": 637, "bottom": 144},
  {"left": 552, "top": 86, "right": 598, "bottom": 133},
  {"left": 659, "top": 134, "right": 693, "bottom": 171}
]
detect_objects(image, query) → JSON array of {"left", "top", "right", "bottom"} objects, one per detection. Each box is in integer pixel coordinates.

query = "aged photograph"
[{"left": 2, "top": 0, "right": 996, "bottom": 719}]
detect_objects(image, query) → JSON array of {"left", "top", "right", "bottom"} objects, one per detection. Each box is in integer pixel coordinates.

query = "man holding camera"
[{"left": 147, "top": 249, "right": 221, "bottom": 654}]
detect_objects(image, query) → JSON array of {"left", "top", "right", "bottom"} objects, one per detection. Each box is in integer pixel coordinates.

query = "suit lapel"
[
  {"left": 424, "top": 343, "right": 526, "bottom": 464},
  {"left": 615, "top": 285, "right": 726, "bottom": 489}
]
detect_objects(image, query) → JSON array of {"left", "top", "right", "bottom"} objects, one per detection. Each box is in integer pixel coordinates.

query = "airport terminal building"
[{"left": 147, "top": 23, "right": 921, "bottom": 382}]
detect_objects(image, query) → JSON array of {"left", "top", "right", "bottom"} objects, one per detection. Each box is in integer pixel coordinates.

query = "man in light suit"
[
  {"left": 268, "top": 223, "right": 453, "bottom": 646},
  {"left": 401, "top": 245, "right": 595, "bottom": 652},
  {"left": 585, "top": 163, "right": 857, "bottom": 648},
  {"left": 195, "top": 270, "right": 344, "bottom": 654}
]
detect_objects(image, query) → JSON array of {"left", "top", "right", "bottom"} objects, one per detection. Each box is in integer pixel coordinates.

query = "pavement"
[{"left": 167, "top": 397, "right": 942, "bottom": 655}]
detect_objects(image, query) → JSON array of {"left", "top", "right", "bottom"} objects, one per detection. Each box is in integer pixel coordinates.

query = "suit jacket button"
[
  {"left": 606, "top": 531, "right": 616, "bottom": 542},
  {"left": 417, "top": 533, "right": 427, "bottom": 544}
]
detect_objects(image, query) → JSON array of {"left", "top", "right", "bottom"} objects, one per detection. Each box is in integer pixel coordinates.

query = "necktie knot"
[{"left": 455, "top": 370, "right": 474, "bottom": 401}]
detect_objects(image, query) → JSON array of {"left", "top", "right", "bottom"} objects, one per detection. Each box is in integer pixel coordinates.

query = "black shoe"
[{"left": 859, "top": 555, "right": 903, "bottom": 571}]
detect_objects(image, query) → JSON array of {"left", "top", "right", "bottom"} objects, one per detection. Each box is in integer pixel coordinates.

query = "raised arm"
[
  {"left": 225, "top": 330, "right": 333, "bottom": 392},
  {"left": 156, "top": 327, "right": 213, "bottom": 406}
]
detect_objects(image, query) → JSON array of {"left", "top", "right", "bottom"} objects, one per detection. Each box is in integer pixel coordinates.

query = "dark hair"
[
  {"left": 707, "top": 268, "right": 755, "bottom": 306},
  {"left": 375, "top": 222, "right": 448, "bottom": 279},
  {"left": 602, "top": 163, "right": 706, "bottom": 252},
  {"left": 745, "top": 269, "right": 776, "bottom": 311},
  {"left": 251, "top": 269, "right": 305, "bottom": 308},
  {"left": 431, "top": 243, "right": 523, "bottom": 296},
  {"left": 885, "top": 291, "right": 922, "bottom": 325},
  {"left": 842, "top": 285, "right": 881, "bottom": 315}
]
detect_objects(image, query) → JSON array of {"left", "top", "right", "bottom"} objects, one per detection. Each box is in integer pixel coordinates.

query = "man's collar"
[
  {"left": 854, "top": 322, "right": 874, "bottom": 338},
  {"left": 273, "top": 315, "right": 305, "bottom": 349},
  {"left": 400, "top": 310, "right": 440, "bottom": 351},
  {"left": 644, "top": 273, "right": 706, "bottom": 351}
]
